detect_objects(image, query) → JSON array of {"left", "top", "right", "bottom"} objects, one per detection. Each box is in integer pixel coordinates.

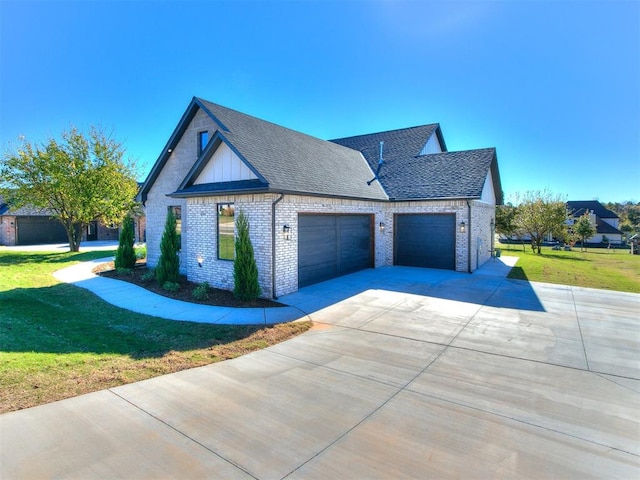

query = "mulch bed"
[{"left": 94, "top": 261, "right": 284, "bottom": 308}]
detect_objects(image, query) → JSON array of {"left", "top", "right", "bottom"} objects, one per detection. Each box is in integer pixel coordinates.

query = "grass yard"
[
  {"left": 0, "top": 249, "right": 311, "bottom": 413},
  {"left": 500, "top": 244, "right": 640, "bottom": 293}
]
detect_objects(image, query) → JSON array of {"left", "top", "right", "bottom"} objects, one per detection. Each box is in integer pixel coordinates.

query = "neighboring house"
[
  {"left": 567, "top": 200, "right": 623, "bottom": 245},
  {"left": 0, "top": 196, "right": 146, "bottom": 246},
  {"left": 139, "top": 97, "right": 503, "bottom": 299}
]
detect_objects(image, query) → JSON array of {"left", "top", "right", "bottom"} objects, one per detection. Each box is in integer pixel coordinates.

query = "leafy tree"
[
  {"left": 156, "top": 209, "right": 180, "bottom": 285},
  {"left": 495, "top": 203, "right": 519, "bottom": 239},
  {"left": 573, "top": 212, "right": 596, "bottom": 252},
  {"left": 114, "top": 216, "right": 136, "bottom": 269},
  {"left": 514, "top": 189, "right": 567, "bottom": 255},
  {"left": 233, "top": 211, "right": 261, "bottom": 301},
  {"left": 0, "top": 126, "right": 138, "bottom": 251}
]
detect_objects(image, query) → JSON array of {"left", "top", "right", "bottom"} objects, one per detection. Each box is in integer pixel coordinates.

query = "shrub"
[
  {"left": 134, "top": 244, "right": 147, "bottom": 260},
  {"left": 114, "top": 216, "right": 136, "bottom": 269},
  {"left": 156, "top": 209, "right": 180, "bottom": 284},
  {"left": 162, "top": 281, "right": 180, "bottom": 292},
  {"left": 192, "top": 282, "right": 210, "bottom": 301},
  {"left": 141, "top": 269, "right": 156, "bottom": 282},
  {"left": 115, "top": 267, "right": 132, "bottom": 276},
  {"left": 233, "top": 211, "right": 261, "bottom": 301}
]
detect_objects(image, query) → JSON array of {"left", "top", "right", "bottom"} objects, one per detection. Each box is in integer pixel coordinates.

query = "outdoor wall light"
[
  {"left": 379, "top": 222, "right": 385, "bottom": 233},
  {"left": 196, "top": 254, "right": 204, "bottom": 267},
  {"left": 459, "top": 221, "right": 466, "bottom": 234},
  {"left": 282, "top": 224, "right": 291, "bottom": 241}
]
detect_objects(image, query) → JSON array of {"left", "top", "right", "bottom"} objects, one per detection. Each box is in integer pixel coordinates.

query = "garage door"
[
  {"left": 16, "top": 216, "right": 67, "bottom": 245},
  {"left": 298, "top": 214, "right": 373, "bottom": 288},
  {"left": 394, "top": 214, "right": 456, "bottom": 270}
]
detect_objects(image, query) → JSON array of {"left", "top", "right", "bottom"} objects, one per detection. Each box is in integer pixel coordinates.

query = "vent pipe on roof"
[{"left": 367, "top": 141, "right": 385, "bottom": 186}]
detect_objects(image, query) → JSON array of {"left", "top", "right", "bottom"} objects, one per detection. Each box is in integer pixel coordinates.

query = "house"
[
  {"left": 566, "top": 200, "right": 623, "bottom": 245},
  {"left": 0, "top": 195, "right": 146, "bottom": 246},
  {"left": 138, "top": 97, "right": 503, "bottom": 298}
]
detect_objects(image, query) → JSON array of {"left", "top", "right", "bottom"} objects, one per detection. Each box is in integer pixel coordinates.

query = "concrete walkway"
[
  {"left": 51, "top": 254, "right": 519, "bottom": 325},
  {"left": 52, "top": 257, "right": 311, "bottom": 325},
  {"left": 2, "top": 256, "right": 639, "bottom": 478}
]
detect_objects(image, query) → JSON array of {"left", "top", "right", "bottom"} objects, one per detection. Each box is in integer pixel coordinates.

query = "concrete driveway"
[{"left": 1, "top": 262, "right": 639, "bottom": 478}]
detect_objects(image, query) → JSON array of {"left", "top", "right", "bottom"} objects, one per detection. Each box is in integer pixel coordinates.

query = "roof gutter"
[{"left": 271, "top": 193, "right": 285, "bottom": 299}]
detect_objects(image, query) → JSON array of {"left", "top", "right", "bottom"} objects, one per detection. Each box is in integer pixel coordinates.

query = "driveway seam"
[
  {"left": 570, "top": 286, "right": 591, "bottom": 371},
  {"left": 402, "top": 386, "right": 640, "bottom": 458},
  {"left": 280, "top": 334, "right": 451, "bottom": 479},
  {"left": 303, "top": 320, "right": 639, "bottom": 380},
  {"left": 107, "top": 389, "right": 259, "bottom": 479}
]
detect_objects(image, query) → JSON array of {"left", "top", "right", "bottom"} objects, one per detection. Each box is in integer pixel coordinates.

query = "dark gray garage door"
[
  {"left": 298, "top": 214, "right": 373, "bottom": 288},
  {"left": 394, "top": 214, "right": 456, "bottom": 270},
  {"left": 16, "top": 216, "right": 67, "bottom": 245}
]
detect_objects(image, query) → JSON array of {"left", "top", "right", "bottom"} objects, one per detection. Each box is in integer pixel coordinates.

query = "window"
[
  {"left": 198, "top": 131, "right": 209, "bottom": 155},
  {"left": 217, "top": 203, "right": 234, "bottom": 260},
  {"left": 169, "top": 206, "right": 182, "bottom": 251}
]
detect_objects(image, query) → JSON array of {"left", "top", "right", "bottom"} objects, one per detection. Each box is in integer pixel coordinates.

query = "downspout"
[
  {"left": 271, "top": 193, "right": 285, "bottom": 299},
  {"left": 467, "top": 201, "right": 472, "bottom": 273}
]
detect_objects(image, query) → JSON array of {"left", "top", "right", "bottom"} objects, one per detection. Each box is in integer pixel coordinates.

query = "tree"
[
  {"left": 573, "top": 212, "right": 596, "bottom": 252},
  {"left": 495, "top": 203, "right": 519, "bottom": 239},
  {"left": 233, "top": 211, "right": 261, "bottom": 301},
  {"left": 514, "top": 190, "right": 567, "bottom": 255},
  {"left": 156, "top": 209, "right": 180, "bottom": 285},
  {"left": 114, "top": 216, "right": 136, "bottom": 269},
  {"left": 0, "top": 127, "right": 138, "bottom": 251}
]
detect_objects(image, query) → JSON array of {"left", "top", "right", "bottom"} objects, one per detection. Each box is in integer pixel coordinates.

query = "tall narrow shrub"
[
  {"left": 156, "top": 209, "right": 180, "bottom": 284},
  {"left": 233, "top": 211, "right": 261, "bottom": 300},
  {"left": 114, "top": 216, "right": 136, "bottom": 269}
]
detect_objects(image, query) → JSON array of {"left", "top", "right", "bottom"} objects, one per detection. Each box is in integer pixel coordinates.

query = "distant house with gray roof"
[
  {"left": 567, "top": 200, "right": 623, "bottom": 244},
  {"left": 139, "top": 97, "right": 503, "bottom": 298}
]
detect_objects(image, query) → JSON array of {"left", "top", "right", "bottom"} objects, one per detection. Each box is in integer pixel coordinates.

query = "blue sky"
[{"left": 1, "top": 0, "right": 638, "bottom": 203}]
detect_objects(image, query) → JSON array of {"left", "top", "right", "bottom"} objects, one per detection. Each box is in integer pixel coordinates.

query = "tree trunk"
[{"left": 66, "top": 223, "right": 83, "bottom": 252}]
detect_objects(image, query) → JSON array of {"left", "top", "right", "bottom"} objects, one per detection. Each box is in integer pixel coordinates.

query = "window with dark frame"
[
  {"left": 198, "top": 131, "right": 209, "bottom": 155},
  {"left": 217, "top": 203, "right": 235, "bottom": 260}
]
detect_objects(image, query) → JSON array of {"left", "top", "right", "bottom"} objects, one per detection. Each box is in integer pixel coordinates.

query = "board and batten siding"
[
  {"left": 194, "top": 142, "right": 258, "bottom": 184},
  {"left": 419, "top": 132, "right": 443, "bottom": 155}
]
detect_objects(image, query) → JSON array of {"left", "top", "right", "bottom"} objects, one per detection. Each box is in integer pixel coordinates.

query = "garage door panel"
[
  {"left": 299, "top": 214, "right": 372, "bottom": 288},
  {"left": 395, "top": 214, "right": 455, "bottom": 270},
  {"left": 16, "top": 217, "right": 67, "bottom": 245}
]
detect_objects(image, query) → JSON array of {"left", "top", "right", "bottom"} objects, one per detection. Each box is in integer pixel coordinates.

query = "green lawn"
[
  {"left": 0, "top": 249, "right": 310, "bottom": 413},
  {"left": 499, "top": 244, "right": 640, "bottom": 293}
]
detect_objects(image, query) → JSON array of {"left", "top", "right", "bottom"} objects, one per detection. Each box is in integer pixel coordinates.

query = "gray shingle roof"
[
  {"left": 567, "top": 201, "right": 619, "bottom": 219},
  {"left": 141, "top": 97, "right": 502, "bottom": 204},
  {"left": 332, "top": 127, "right": 500, "bottom": 201},
  {"left": 595, "top": 218, "right": 623, "bottom": 235},
  {"left": 187, "top": 99, "right": 388, "bottom": 201}
]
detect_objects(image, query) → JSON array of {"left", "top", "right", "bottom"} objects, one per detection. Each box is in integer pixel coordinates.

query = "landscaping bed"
[{"left": 94, "top": 261, "right": 284, "bottom": 308}]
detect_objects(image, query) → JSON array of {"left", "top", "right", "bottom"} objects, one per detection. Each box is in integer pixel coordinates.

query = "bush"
[
  {"left": 114, "top": 216, "right": 136, "bottom": 269},
  {"left": 141, "top": 269, "right": 155, "bottom": 282},
  {"left": 162, "top": 281, "right": 180, "bottom": 292},
  {"left": 115, "top": 267, "right": 132, "bottom": 276},
  {"left": 192, "top": 282, "right": 210, "bottom": 301},
  {"left": 156, "top": 209, "right": 180, "bottom": 284},
  {"left": 134, "top": 244, "right": 147, "bottom": 260},
  {"left": 233, "top": 211, "right": 261, "bottom": 301}
]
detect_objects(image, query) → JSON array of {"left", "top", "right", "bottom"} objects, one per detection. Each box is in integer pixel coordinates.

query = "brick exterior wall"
[
  {"left": 178, "top": 193, "right": 496, "bottom": 298},
  {"left": 0, "top": 216, "right": 16, "bottom": 246},
  {"left": 146, "top": 109, "right": 217, "bottom": 273}
]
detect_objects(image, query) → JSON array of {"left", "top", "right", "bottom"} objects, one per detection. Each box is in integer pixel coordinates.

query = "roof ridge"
[
  {"left": 416, "top": 147, "right": 495, "bottom": 158},
  {"left": 330, "top": 123, "right": 440, "bottom": 142}
]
